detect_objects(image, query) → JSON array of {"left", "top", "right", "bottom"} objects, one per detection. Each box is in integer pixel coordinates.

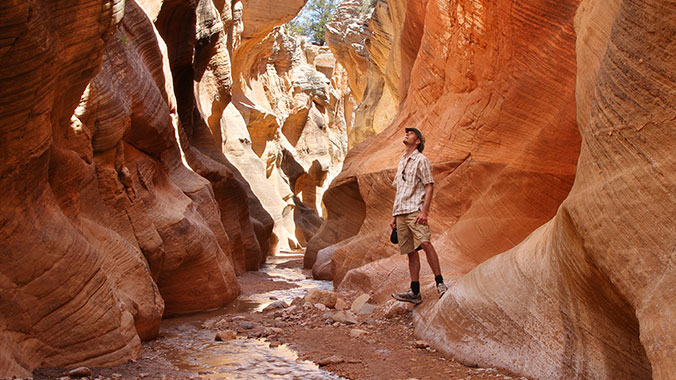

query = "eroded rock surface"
[
  {"left": 197, "top": 21, "right": 351, "bottom": 253},
  {"left": 313, "top": 0, "right": 675, "bottom": 379},
  {"left": 0, "top": 0, "right": 342, "bottom": 376}
]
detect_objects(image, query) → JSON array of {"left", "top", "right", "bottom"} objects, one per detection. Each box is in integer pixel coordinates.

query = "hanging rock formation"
[
  {"left": 325, "top": 0, "right": 398, "bottom": 148},
  {"left": 313, "top": 0, "right": 675, "bottom": 379},
  {"left": 196, "top": 9, "right": 352, "bottom": 253},
  {"left": 0, "top": 0, "right": 349, "bottom": 376}
]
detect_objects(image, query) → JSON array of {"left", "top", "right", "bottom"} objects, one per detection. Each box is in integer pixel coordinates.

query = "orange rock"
[{"left": 318, "top": 0, "right": 676, "bottom": 379}]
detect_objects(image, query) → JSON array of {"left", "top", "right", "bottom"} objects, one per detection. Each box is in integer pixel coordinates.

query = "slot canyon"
[{"left": 0, "top": 0, "right": 673, "bottom": 379}]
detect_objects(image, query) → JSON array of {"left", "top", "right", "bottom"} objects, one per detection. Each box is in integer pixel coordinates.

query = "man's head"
[{"left": 404, "top": 127, "right": 425, "bottom": 152}]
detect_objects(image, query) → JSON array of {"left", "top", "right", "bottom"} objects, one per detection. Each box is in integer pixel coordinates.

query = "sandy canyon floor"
[{"left": 32, "top": 254, "right": 528, "bottom": 380}]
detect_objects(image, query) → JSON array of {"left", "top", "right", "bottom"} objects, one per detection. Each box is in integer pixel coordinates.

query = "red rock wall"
[
  {"left": 312, "top": 0, "right": 581, "bottom": 282},
  {"left": 0, "top": 0, "right": 279, "bottom": 375},
  {"left": 317, "top": 0, "right": 675, "bottom": 378},
  {"left": 418, "top": 0, "right": 675, "bottom": 378},
  {"left": 0, "top": 1, "right": 142, "bottom": 376}
]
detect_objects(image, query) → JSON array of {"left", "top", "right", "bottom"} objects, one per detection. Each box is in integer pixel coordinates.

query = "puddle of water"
[{"left": 147, "top": 252, "right": 344, "bottom": 379}]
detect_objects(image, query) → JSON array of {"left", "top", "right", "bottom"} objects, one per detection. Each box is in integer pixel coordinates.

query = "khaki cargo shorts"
[{"left": 395, "top": 211, "right": 431, "bottom": 254}]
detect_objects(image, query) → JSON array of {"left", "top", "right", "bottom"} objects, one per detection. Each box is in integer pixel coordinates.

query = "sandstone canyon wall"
[
  {"left": 314, "top": 0, "right": 675, "bottom": 379},
  {"left": 0, "top": 0, "right": 351, "bottom": 376},
  {"left": 196, "top": 21, "right": 352, "bottom": 253}
]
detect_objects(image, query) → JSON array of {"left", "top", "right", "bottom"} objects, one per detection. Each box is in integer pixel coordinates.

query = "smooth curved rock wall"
[
  {"left": 316, "top": 0, "right": 675, "bottom": 379},
  {"left": 0, "top": 0, "right": 296, "bottom": 376},
  {"left": 418, "top": 1, "right": 675, "bottom": 378}
]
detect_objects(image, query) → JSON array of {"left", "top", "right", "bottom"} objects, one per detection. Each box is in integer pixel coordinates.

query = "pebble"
[
  {"left": 414, "top": 340, "right": 430, "bottom": 349},
  {"left": 334, "top": 298, "right": 349, "bottom": 310},
  {"left": 263, "top": 300, "right": 288, "bottom": 312},
  {"left": 316, "top": 355, "right": 345, "bottom": 366},
  {"left": 349, "top": 329, "right": 368, "bottom": 338},
  {"left": 238, "top": 321, "right": 257, "bottom": 330},
  {"left": 215, "top": 330, "right": 237, "bottom": 341},
  {"left": 67, "top": 367, "right": 92, "bottom": 377},
  {"left": 350, "top": 294, "right": 371, "bottom": 313}
]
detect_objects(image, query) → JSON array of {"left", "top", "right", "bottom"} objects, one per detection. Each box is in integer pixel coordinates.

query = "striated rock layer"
[
  {"left": 418, "top": 0, "right": 676, "bottom": 379},
  {"left": 0, "top": 0, "right": 145, "bottom": 376},
  {"left": 0, "top": 0, "right": 350, "bottom": 375},
  {"left": 196, "top": 2, "right": 352, "bottom": 253},
  {"left": 315, "top": 0, "right": 675, "bottom": 379},
  {"left": 325, "top": 0, "right": 398, "bottom": 148},
  {"left": 0, "top": 0, "right": 325, "bottom": 376},
  {"left": 310, "top": 0, "right": 582, "bottom": 283}
]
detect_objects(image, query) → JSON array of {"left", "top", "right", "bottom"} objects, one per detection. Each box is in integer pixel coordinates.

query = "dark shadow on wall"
[
  {"left": 304, "top": 176, "right": 367, "bottom": 269},
  {"left": 154, "top": 0, "right": 274, "bottom": 270}
]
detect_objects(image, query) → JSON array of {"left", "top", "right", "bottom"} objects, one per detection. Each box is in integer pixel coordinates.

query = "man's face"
[{"left": 404, "top": 131, "right": 419, "bottom": 147}]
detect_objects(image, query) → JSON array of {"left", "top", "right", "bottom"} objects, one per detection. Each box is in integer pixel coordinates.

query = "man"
[{"left": 391, "top": 127, "right": 446, "bottom": 304}]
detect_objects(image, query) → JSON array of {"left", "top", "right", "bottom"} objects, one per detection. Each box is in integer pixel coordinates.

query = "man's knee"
[{"left": 420, "top": 241, "right": 433, "bottom": 250}]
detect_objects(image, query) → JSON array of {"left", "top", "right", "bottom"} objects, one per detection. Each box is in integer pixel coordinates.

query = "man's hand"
[
  {"left": 415, "top": 211, "right": 428, "bottom": 225},
  {"left": 390, "top": 217, "right": 397, "bottom": 230}
]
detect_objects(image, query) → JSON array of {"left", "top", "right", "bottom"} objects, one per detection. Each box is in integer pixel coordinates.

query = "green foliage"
[
  {"left": 287, "top": 0, "right": 339, "bottom": 45},
  {"left": 360, "top": 0, "right": 378, "bottom": 15}
]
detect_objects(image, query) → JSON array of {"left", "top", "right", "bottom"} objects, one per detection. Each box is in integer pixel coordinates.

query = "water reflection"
[{"left": 149, "top": 252, "right": 344, "bottom": 379}]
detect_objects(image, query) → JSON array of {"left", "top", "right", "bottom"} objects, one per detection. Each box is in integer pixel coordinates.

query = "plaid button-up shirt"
[{"left": 392, "top": 149, "right": 434, "bottom": 216}]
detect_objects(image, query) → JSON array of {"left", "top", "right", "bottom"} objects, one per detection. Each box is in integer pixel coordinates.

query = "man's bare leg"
[
  {"left": 408, "top": 251, "right": 420, "bottom": 282},
  {"left": 420, "top": 241, "right": 441, "bottom": 276}
]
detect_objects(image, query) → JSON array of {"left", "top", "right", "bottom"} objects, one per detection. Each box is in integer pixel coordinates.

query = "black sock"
[
  {"left": 410, "top": 281, "right": 420, "bottom": 295},
  {"left": 435, "top": 275, "right": 444, "bottom": 285}
]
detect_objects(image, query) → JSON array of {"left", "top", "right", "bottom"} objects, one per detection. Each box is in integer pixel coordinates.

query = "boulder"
[{"left": 304, "top": 289, "right": 338, "bottom": 309}]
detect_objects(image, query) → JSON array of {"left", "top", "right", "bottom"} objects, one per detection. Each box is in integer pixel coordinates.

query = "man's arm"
[{"left": 415, "top": 183, "right": 434, "bottom": 224}]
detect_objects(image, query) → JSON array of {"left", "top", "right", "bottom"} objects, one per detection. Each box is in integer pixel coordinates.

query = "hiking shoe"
[
  {"left": 437, "top": 283, "right": 448, "bottom": 298},
  {"left": 392, "top": 290, "right": 422, "bottom": 305}
]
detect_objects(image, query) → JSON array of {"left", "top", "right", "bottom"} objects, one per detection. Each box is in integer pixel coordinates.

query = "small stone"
[
  {"left": 215, "top": 330, "right": 237, "bottom": 341},
  {"left": 263, "top": 300, "right": 288, "bottom": 312},
  {"left": 317, "top": 355, "right": 345, "bottom": 366},
  {"left": 349, "top": 329, "right": 368, "bottom": 338},
  {"left": 314, "top": 303, "right": 327, "bottom": 311},
  {"left": 355, "top": 303, "right": 376, "bottom": 315},
  {"left": 350, "top": 294, "right": 371, "bottom": 313},
  {"left": 334, "top": 298, "right": 349, "bottom": 310},
  {"left": 383, "top": 300, "right": 412, "bottom": 318},
  {"left": 304, "top": 289, "right": 337, "bottom": 308},
  {"left": 68, "top": 367, "right": 92, "bottom": 377},
  {"left": 238, "top": 321, "right": 257, "bottom": 330},
  {"left": 414, "top": 340, "right": 430, "bottom": 349},
  {"left": 331, "top": 310, "right": 358, "bottom": 325},
  {"left": 111, "top": 373, "right": 122, "bottom": 379},
  {"left": 269, "top": 341, "right": 281, "bottom": 348},
  {"left": 291, "top": 297, "right": 304, "bottom": 306}
]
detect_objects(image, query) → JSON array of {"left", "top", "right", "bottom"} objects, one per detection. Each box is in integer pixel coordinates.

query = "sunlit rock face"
[
  {"left": 325, "top": 0, "right": 398, "bottom": 148},
  {"left": 197, "top": 12, "right": 352, "bottom": 254},
  {"left": 309, "top": 0, "right": 582, "bottom": 282},
  {"left": 418, "top": 1, "right": 676, "bottom": 379},
  {"left": 315, "top": 0, "right": 675, "bottom": 379}
]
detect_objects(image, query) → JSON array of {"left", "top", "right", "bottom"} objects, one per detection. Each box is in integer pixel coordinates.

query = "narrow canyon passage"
[
  {"left": 34, "top": 252, "right": 528, "bottom": 380},
  {"left": 2, "top": 1, "right": 673, "bottom": 379}
]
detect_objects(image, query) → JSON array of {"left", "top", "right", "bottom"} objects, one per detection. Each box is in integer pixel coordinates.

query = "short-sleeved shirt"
[{"left": 392, "top": 149, "right": 434, "bottom": 216}]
